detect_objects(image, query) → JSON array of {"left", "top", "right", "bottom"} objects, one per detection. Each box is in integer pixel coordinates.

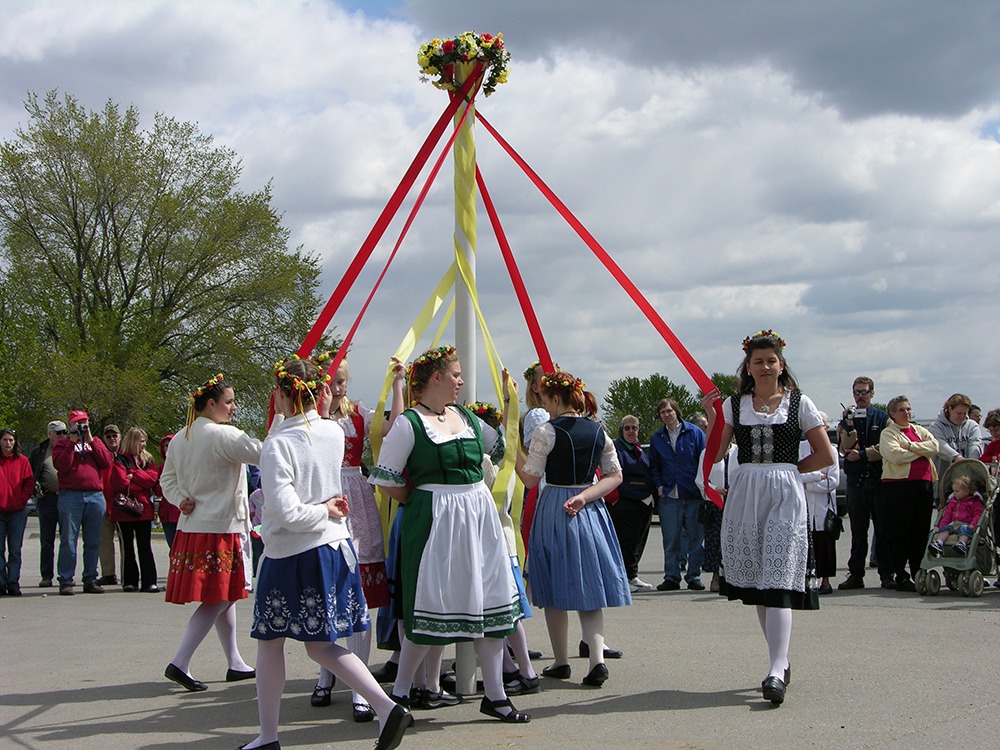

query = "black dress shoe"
[
  {"left": 578, "top": 641, "right": 623, "bottom": 659},
  {"left": 165, "top": 663, "right": 207, "bottom": 692},
  {"left": 352, "top": 701, "right": 375, "bottom": 722},
  {"left": 370, "top": 660, "right": 398, "bottom": 683},
  {"left": 420, "top": 689, "right": 462, "bottom": 709},
  {"left": 479, "top": 696, "right": 531, "bottom": 723},
  {"left": 503, "top": 669, "right": 540, "bottom": 695},
  {"left": 528, "top": 648, "right": 542, "bottom": 660},
  {"left": 375, "top": 703, "right": 413, "bottom": 750},
  {"left": 541, "top": 663, "right": 571, "bottom": 679},
  {"left": 310, "top": 684, "right": 332, "bottom": 707},
  {"left": 762, "top": 676, "right": 785, "bottom": 705},
  {"left": 687, "top": 579, "right": 706, "bottom": 591},
  {"left": 656, "top": 579, "right": 681, "bottom": 591},
  {"left": 581, "top": 663, "right": 609, "bottom": 687},
  {"left": 226, "top": 668, "right": 256, "bottom": 682},
  {"left": 237, "top": 742, "right": 280, "bottom": 750}
]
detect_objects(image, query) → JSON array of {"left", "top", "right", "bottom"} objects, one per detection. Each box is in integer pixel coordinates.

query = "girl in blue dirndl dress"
[
  {"left": 516, "top": 371, "right": 630, "bottom": 688},
  {"left": 239, "top": 356, "right": 411, "bottom": 750}
]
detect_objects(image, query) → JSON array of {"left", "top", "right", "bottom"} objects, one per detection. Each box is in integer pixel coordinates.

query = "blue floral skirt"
[{"left": 251, "top": 541, "right": 370, "bottom": 642}]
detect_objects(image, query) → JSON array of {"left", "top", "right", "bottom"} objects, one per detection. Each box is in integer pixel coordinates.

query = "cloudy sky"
[{"left": 3, "top": 0, "right": 999, "bottom": 424}]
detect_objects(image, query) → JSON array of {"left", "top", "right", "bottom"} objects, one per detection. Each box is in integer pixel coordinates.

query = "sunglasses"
[{"left": 56, "top": 430, "right": 68, "bottom": 436}]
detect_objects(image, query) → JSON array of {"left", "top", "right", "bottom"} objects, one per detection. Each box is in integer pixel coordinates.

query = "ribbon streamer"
[{"left": 476, "top": 112, "right": 724, "bottom": 507}]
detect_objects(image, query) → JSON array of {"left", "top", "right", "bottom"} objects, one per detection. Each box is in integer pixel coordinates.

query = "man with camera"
[
  {"left": 837, "top": 378, "right": 892, "bottom": 591},
  {"left": 52, "top": 410, "right": 113, "bottom": 595}
]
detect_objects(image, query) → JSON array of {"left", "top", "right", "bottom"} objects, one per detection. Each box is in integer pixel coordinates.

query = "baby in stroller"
[{"left": 928, "top": 475, "right": 985, "bottom": 557}]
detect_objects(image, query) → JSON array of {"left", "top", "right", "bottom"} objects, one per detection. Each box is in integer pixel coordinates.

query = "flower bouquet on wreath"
[{"left": 417, "top": 31, "right": 510, "bottom": 96}]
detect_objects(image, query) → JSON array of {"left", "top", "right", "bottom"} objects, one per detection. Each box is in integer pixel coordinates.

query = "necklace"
[
  {"left": 556, "top": 410, "right": 579, "bottom": 418},
  {"left": 753, "top": 391, "right": 782, "bottom": 414},
  {"left": 419, "top": 402, "right": 448, "bottom": 422}
]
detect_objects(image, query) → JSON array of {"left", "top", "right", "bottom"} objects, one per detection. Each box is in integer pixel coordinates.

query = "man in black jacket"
[
  {"left": 28, "top": 420, "right": 67, "bottom": 587},
  {"left": 607, "top": 415, "right": 657, "bottom": 592}
]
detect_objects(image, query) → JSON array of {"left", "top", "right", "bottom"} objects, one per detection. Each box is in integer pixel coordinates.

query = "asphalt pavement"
[{"left": 3, "top": 516, "right": 1000, "bottom": 750}]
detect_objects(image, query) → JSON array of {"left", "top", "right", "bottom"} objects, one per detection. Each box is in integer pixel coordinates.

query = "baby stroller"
[{"left": 915, "top": 458, "right": 996, "bottom": 597}]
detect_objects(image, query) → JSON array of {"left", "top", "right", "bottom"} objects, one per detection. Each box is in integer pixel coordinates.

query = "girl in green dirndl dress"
[{"left": 370, "top": 346, "right": 530, "bottom": 724}]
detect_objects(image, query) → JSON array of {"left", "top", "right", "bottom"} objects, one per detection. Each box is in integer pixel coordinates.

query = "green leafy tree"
[
  {"left": 0, "top": 91, "right": 331, "bottom": 439},
  {"left": 602, "top": 373, "right": 699, "bottom": 443}
]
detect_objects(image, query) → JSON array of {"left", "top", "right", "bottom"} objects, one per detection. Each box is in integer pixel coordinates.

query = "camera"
[
  {"left": 852, "top": 408, "right": 866, "bottom": 420},
  {"left": 75, "top": 422, "right": 89, "bottom": 437}
]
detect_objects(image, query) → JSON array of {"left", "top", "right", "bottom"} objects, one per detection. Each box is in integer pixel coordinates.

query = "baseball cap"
[
  {"left": 104, "top": 424, "right": 120, "bottom": 436},
  {"left": 67, "top": 410, "right": 89, "bottom": 424},
  {"left": 47, "top": 420, "right": 68, "bottom": 433}
]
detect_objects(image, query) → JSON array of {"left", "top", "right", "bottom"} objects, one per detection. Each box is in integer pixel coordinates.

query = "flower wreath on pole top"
[
  {"left": 742, "top": 329, "right": 787, "bottom": 352},
  {"left": 417, "top": 31, "right": 510, "bottom": 96}
]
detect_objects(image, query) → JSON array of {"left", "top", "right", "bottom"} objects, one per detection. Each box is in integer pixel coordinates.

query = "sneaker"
[
  {"left": 38, "top": 579, "right": 53, "bottom": 588},
  {"left": 928, "top": 540, "right": 944, "bottom": 558},
  {"left": 953, "top": 541, "right": 969, "bottom": 556},
  {"left": 629, "top": 576, "right": 654, "bottom": 591},
  {"left": 837, "top": 575, "right": 864, "bottom": 590},
  {"left": 656, "top": 579, "right": 681, "bottom": 591},
  {"left": 59, "top": 584, "right": 75, "bottom": 596}
]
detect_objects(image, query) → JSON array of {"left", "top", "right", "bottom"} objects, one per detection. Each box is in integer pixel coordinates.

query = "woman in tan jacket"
[{"left": 879, "top": 396, "right": 939, "bottom": 592}]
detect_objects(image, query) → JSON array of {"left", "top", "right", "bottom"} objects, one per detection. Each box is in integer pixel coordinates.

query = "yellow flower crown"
[
  {"left": 189, "top": 373, "right": 225, "bottom": 405},
  {"left": 523, "top": 360, "right": 540, "bottom": 380},
  {"left": 540, "top": 372, "right": 585, "bottom": 393},
  {"left": 410, "top": 345, "right": 456, "bottom": 373},
  {"left": 466, "top": 401, "right": 502, "bottom": 423},
  {"left": 273, "top": 355, "right": 325, "bottom": 417},
  {"left": 742, "top": 329, "right": 787, "bottom": 352},
  {"left": 417, "top": 31, "right": 510, "bottom": 97}
]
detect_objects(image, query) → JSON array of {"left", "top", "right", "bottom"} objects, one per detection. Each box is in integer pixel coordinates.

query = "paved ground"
[{"left": 3, "top": 517, "right": 1000, "bottom": 750}]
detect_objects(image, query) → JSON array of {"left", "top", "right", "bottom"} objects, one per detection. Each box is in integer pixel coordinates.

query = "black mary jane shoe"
[
  {"left": 226, "top": 668, "right": 256, "bottom": 682},
  {"left": 371, "top": 660, "right": 399, "bottom": 683},
  {"left": 237, "top": 742, "right": 280, "bottom": 750},
  {"left": 310, "top": 684, "right": 333, "bottom": 707},
  {"left": 504, "top": 669, "right": 540, "bottom": 696},
  {"left": 761, "top": 664, "right": 791, "bottom": 689},
  {"left": 352, "top": 701, "right": 375, "bottom": 722},
  {"left": 578, "top": 640, "right": 623, "bottom": 659},
  {"left": 165, "top": 663, "right": 207, "bottom": 692},
  {"left": 479, "top": 696, "right": 531, "bottom": 723},
  {"left": 581, "top": 663, "right": 609, "bottom": 687},
  {"left": 541, "top": 663, "right": 571, "bottom": 679},
  {"left": 761, "top": 676, "right": 785, "bottom": 705},
  {"left": 375, "top": 703, "right": 413, "bottom": 750}
]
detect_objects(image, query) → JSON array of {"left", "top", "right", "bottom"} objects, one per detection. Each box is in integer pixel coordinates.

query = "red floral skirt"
[{"left": 165, "top": 530, "right": 248, "bottom": 604}]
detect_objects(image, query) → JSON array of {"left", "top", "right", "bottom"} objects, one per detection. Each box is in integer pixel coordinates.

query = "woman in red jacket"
[
  {"left": 0, "top": 428, "right": 35, "bottom": 596},
  {"left": 155, "top": 434, "right": 180, "bottom": 550},
  {"left": 110, "top": 428, "right": 159, "bottom": 592}
]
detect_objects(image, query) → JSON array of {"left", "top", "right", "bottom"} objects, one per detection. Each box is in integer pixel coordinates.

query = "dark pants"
[
  {"left": 812, "top": 529, "right": 838, "bottom": 578},
  {"left": 117, "top": 521, "right": 157, "bottom": 589},
  {"left": 882, "top": 480, "right": 934, "bottom": 583},
  {"left": 161, "top": 522, "right": 177, "bottom": 552},
  {"left": 701, "top": 501, "right": 724, "bottom": 574},
  {"left": 36, "top": 493, "right": 60, "bottom": 582},
  {"left": 607, "top": 496, "right": 654, "bottom": 580},
  {"left": 846, "top": 476, "right": 893, "bottom": 581}
]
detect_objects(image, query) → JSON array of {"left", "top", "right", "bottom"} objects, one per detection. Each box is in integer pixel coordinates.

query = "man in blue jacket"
[{"left": 649, "top": 399, "right": 707, "bottom": 591}]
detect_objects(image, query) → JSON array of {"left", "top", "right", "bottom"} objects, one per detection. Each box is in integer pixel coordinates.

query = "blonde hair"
[
  {"left": 121, "top": 427, "right": 153, "bottom": 468},
  {"left": 329, "top": 360, "right": 357, "bottom": 418}
]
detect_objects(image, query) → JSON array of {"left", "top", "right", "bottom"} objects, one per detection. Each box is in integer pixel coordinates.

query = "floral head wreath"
[
  {"left": 185, "top": 373, "right": 225, "bottom": 437},
  {"left": 273, "top": 355, "right": 324, "bottom": 416},
  {"left": 312, "top": 348, "right": 343, "bottom": 381},
  {"left": 466, "top": 401, "right": 502, "bottom": 424},
  {"left": 540, "top": 372, "right": 586, "bottom": 394},
  {"left": 523, "top": 360, "right": 540, "bottom": 380},
  {"left": 742, "top": 329, "right": 787, "bottom": 353}
]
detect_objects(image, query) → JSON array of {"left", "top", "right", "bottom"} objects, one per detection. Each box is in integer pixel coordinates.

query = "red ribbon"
[
  {"left": 476, "top": 166, "right": 553, "bottom": 374},
  {"left": 295, "top": 66, "right": 484, "bottom": 360},
  {"left": 476, "top": 112, "right": 724, "bottom": 507}
]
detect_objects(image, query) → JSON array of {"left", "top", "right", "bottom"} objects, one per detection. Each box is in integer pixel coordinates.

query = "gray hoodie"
[{"left": 928, "top": 411, "right": 984, "bottom": 495}]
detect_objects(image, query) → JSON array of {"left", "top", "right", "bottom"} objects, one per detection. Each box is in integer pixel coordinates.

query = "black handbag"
[{"left": 824, "top": 507, "right": 844, "bottom": 540}]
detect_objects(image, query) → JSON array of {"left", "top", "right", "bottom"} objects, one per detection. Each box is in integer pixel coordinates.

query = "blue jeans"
[
  {"left": 57, "top": 489, "right": 105, "bottom": 585},
  {"left": 36, "top": 492, "right": 60, "bottom": 581},
  {"left": 658, "top": 496, "right": 705, "bottom": 583},
  {"left": 0, "top": 508, "right": 30, "bottom": 588}
]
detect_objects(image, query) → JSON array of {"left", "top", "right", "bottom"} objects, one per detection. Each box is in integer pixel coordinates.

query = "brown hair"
[
  {"left": 853, "top": 376, "right": 875, "bottom": 391},
  {"left": 983, "top": 409, "right": 1000, "bottom": 430},
  {"left": 539, "top": 370, "right": 592, "bottom": 415},
  {"left": 943, "top": 393, "right": 972, "bottom": 417},
  {"left": 737, "top": 335, "right": 799, "bottom": 394},
  {"left": 408, "top": 346, "right": 459, "bottom": 403},
  {"left": 656, "top": 398, "right": 683, "bottom": 422}
]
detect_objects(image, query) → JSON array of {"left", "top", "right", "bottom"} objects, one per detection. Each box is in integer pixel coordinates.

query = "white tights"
[
  {"left": 545, "top": 607, "right": 606, "bottom": 670},
  {"left": 317, "top": 607, "right": 375, "bottom": 704},
  {"left": 171, "top": 601, "right": 250, "bottom": 675},
  {"left": 756, "top": 605, "right": 792, "bottom": 678}
]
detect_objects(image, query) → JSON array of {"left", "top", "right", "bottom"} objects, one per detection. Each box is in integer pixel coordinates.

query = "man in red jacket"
[{"left": 53, "top": 410, "right": 113, "bottom": 595}]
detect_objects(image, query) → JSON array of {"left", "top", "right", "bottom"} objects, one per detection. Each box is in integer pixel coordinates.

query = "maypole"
[
  {"left": 418, "top": 32, "right": 510, "bottom": 405},
  {"left": 417, "top": 30, "right": 511, "bottom": 695}
]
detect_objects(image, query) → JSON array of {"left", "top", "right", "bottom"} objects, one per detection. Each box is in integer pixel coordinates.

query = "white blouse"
[{"left": 522, "top": 420, "right": 622, "bottom": 482}]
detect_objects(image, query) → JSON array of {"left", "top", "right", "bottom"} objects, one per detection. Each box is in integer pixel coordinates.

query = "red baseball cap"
[{"left": 67, "top": 410, "right": 89, "bottom": 424}]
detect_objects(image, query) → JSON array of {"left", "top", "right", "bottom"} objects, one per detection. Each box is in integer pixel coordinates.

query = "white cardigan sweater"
[
  {"left": 160, "top": 417, "right": 263, "bottom": 535},
  {"left": 259, "top": 410, "right": 350, "bottom": 560}
]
